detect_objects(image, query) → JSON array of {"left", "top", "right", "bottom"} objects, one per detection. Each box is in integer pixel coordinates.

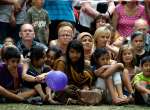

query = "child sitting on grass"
[
  {"left": 92, "top": 48, "right": 128, "bottom": 105},
  {"left": 23, "top": 46, "right": 58, "bottom": 104},
  {"left": 45, "top": 46, "right": 62, "bottom": 69},
  {"left": 133, "top": 56, "right": 150, "bottom": 106},
  {"left": 0, "top": 46, "right": 36, "bottom": 102}
]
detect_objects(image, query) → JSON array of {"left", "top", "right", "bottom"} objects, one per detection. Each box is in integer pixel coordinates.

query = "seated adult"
[
  {"left": 49, "top": 21, "right": 74, "bottom": 55},
  {"left": 77, "top": 32, "right": 94, "bottom": 66},
  {"left": 134, "top": 18, "right": 150, "bottom": 53},
  {"left": 17, "top": 23, "right": 47, "bottom": 58}
]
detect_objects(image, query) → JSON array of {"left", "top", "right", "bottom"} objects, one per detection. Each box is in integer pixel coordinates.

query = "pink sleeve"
[
  {"left": 115, "top": 4, "right": 123, "bottom": 17},
  {"left": 115, "top": 4, "right": 121, "bottom": 14},
  {"left": 139, "top": 4, "right": 147, "bottom": 20}
]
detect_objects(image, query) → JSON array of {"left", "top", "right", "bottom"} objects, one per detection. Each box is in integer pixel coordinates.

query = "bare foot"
[
  {"left": 119, "top": 95, "right": 127, "bottom": 99},
  {"left": 112, "top": 97, "right": 128, "bottom": 105},
  {"left": 119, "top": 95, "right": 129, "bottom": 103}
]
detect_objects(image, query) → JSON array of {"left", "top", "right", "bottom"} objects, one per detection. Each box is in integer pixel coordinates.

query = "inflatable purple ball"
[{"left": 45, "top": 70, "right": 68, "bottom": 91}]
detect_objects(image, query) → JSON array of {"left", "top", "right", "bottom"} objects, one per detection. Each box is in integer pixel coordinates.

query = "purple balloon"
[{"left": 45, "top": 70, "right": 68, "bottom": 91}]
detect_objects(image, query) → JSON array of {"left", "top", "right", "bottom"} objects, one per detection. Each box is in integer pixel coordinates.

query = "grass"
[{"left": 0, "top": 104, "right": 149, "bottom": 110}]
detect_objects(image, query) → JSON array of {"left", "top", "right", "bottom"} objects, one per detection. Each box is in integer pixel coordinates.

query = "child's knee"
[
  {"left": 113, "top": 72, "right": 122, "bottom": 85},
  {"left": 0, "top": 86, "right": 5, "bottom": 92}
]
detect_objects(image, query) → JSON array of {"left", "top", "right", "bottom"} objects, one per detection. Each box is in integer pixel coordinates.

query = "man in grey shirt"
[{"left": 17, "top": 23, "right": 47, "bottom": 58}]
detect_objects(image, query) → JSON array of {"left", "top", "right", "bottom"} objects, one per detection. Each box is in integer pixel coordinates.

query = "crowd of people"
[{"left": 0, "top": 0, "right": 150, "bottom": 106}]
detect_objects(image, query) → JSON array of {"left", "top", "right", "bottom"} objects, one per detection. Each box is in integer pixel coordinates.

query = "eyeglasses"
[{"left": 59, "top": 34, "right": 72, "bottom": 38}]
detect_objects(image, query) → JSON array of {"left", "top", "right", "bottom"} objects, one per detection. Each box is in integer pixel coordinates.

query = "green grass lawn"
[{"left": 0, "top": 104, "right": 149, "bottom": 110}]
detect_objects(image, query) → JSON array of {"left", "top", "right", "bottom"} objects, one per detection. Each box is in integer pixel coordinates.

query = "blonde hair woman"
[
  {"left": 94, "top": 26, "right": 111, "bottom": 48},
  {"left": 94, "top": 25, "right": 121, "bottom": 56}
]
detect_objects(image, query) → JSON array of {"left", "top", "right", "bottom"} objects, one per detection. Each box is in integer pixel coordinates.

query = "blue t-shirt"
[{"left": 44, "top": 0, "right": 75, "bottom": 22}]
